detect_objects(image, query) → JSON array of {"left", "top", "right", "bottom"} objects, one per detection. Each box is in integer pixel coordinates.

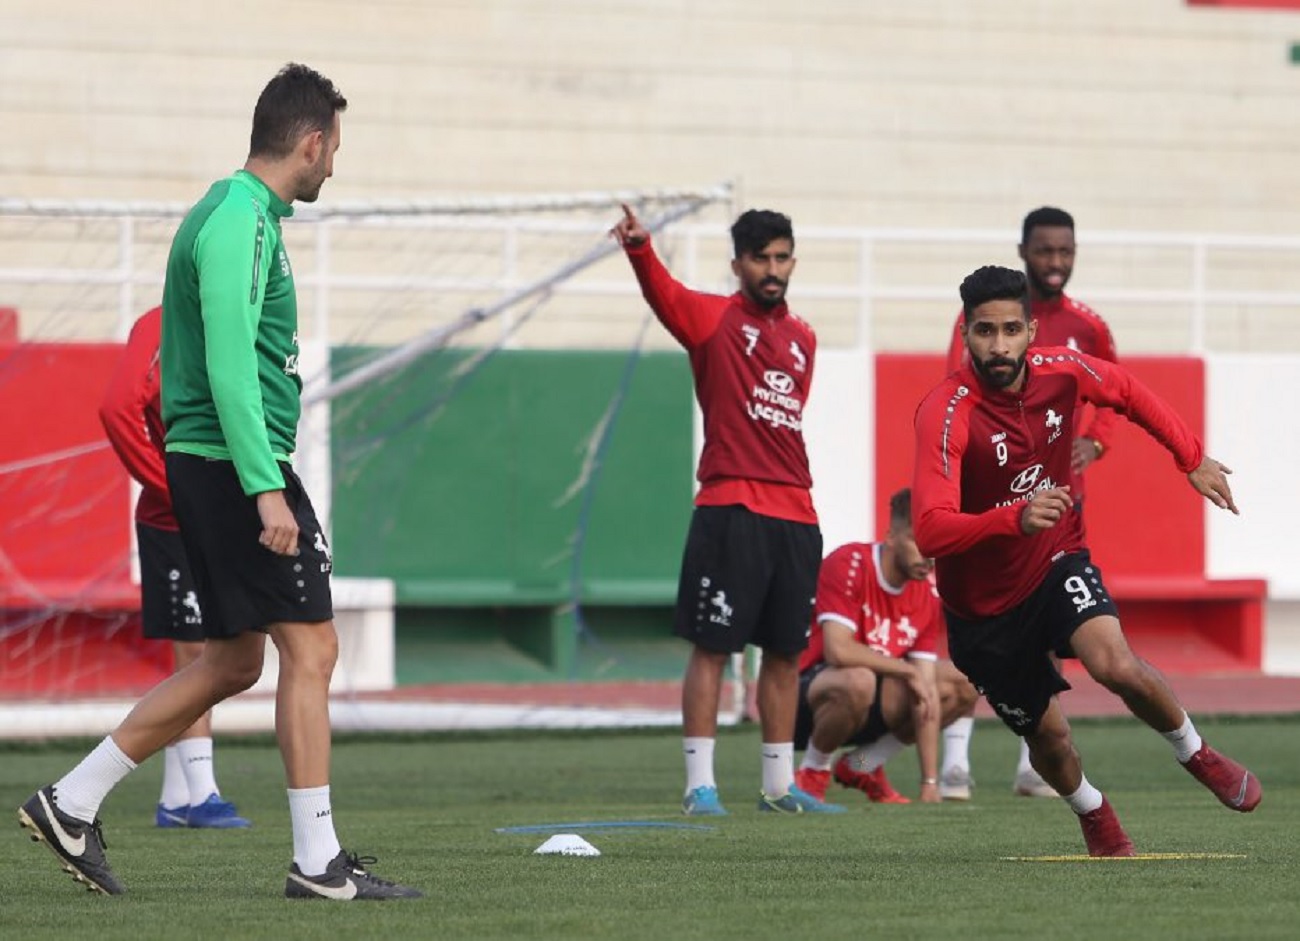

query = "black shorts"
[
  {"left": 793, "top": 661, "right": 887, "bottom": 751},
  {"left": 673, "top": 505, "right": 821, "bottom": 655},
  {"left": 136, "top": 523, "right": 205, "bottom": 642},
  {"left": 165, "top": 453, "right": 334, "bottom": 639},
  {"left": 945, "top": 550, "right": 1118, "bottom": 736}
]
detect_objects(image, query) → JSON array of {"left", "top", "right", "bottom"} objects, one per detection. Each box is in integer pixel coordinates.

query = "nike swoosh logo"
[
  {"left": 39, "top": 791, "right": 86, "bottom": 857},
  {"left": 288, "top": 872, "right": 357, "bottom": 900},
  {"left": 1232, "top": 775, "right": 1250, "bottom": 808}
]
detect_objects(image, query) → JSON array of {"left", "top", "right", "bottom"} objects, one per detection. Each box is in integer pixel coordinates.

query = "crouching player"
[{"left": 793, "top": 489, "right": 980, "bottom": 804}]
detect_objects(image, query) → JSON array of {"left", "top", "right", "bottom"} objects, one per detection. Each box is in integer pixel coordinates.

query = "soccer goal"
[{"left": 0, "top": 184, "right": 761, "bottom": 737}]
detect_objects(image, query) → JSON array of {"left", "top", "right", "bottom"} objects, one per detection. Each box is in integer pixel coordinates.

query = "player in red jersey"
[
  {"left": 791, "top": 489, "right": 979, "bottom": 805},
  {"left": 98, "top": 306, "right": 249, "bottom": 830},
  {"left": 946, "top": 208, "right": 1121, "bottom": 797},
  {"left": 614, "top": 204, "right": 840, "bottom": 815},
  {"left": 912, "top": 265, "right": 1261, "bottom": 857}
]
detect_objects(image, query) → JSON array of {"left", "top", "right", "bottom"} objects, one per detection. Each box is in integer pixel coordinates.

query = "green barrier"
[{"left": 329, "top": 347, "right": 694, "bottom": 679}]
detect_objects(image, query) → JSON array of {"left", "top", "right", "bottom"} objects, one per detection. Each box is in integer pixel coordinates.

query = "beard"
[
  {"left": 747, "top": 276, "right": 787, "bottom": 309},
  {"left": 971, "top": 351, "right": 1027, "bottom": 389}
]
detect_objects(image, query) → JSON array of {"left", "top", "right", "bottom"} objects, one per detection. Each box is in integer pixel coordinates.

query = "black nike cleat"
[
  {"left": 285, "top": 850, "right": 422, "bottom": 901},
  {"left": 18, "top": 785, "right": 124, "bottom": 895}
]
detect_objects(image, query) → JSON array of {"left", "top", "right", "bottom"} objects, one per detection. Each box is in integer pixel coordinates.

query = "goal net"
[{"left": 0, "top": 184, "right": 749, "bottom": 737}]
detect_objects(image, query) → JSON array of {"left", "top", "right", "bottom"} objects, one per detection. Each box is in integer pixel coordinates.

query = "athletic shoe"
[
  {"left": 939, "top": 766, "right": 974, "bottom": 802},
  {"left": 18, "top": 785, "right": 124, "bottom": 895},
  {"left": 833, "top": 756, "right": 910, "bottom": 804},
  {"left": 757, "top": 785, "right": 846, "bottom": 814},
  {"left": 1013, "top": 767, "right": 1059, "bottom": 798},
  {"left": 1181, "top": 743, "right": 1262, "bottom": 812},
  {"left": 793, "top": 767, "right": 831, "bottom": 802},
  {"left": 682, "top": 785, "right": 728, "bottom": 816},
  {"left": 155, "top": 803, "right": 189, "bottom": 828},
  {"left": 285, "top": 850, "right": 422, "bottom": 900},
  {"left": 186, "top": 794, "right": 251, "bottom": 829},
  {"left": 1078, "top": 797, "right": 1135, "bottom": 857}
]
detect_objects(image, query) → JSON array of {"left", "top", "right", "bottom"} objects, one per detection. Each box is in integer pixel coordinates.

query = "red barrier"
[{"left": 0, "top": 342, "right": 168, "bottom": 697}]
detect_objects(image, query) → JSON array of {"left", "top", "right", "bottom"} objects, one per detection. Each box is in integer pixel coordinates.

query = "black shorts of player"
[
  {"left": 945, "top": 550, "right": 1118, "bottom": 737},
  {"left": 673, "top": 504, "right": 822, "bottom": 656},
  {"left": 793, "top": 661, "right": 888, "bottom": 751},
  {"left": 165, "top": 453, "right": 334, "bottom": 639},
  {"left": 136, "top": 522, "right": 205, "bottom": 642}
]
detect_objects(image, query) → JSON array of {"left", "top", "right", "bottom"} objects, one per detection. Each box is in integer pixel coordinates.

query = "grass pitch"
[{"left": 1, "top": 716, "right": 1296, "bottom": 941}]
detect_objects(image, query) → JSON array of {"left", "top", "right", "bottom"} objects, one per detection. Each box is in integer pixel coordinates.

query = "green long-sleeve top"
[{"left": 160, "top": 170, "right": 302, "bottom": 496}]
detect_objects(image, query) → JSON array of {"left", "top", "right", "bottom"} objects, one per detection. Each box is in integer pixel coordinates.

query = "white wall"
[
  {"left": 805, "top": 348, "right": 875, "bottom": 553},
  {"left": 1206, "top": 355, "right": 1300, "bottom": 597}
]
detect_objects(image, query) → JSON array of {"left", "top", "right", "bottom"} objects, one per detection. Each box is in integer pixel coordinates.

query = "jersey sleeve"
[
  {"left": 813, "top": 545, "right": 863, "bottom": 633},
  {"left": 1069, "top": 352, "right": 1202, "bottom": 473},
  {"left": 905, "top": 585, "right": 942, "bottom": 660},
  {"left": 624, "top": 239, "right": 725, "bottom": 349},
  {"left": 99, "top": 308, "right": 169, "bottom": 496},
  {"left": 943, "top": 311, "right": 966, "bottom": 373},
  {"left": 1076, "top": 319, "right": 1121, "bottom": 452},
  {"left": 911, "top": 384, "right": 1023, "bottom": 558},
  {"left": 194, "top": 201, "right": 286, "bottom": 495}
]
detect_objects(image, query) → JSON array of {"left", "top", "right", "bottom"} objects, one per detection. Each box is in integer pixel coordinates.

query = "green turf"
[{"left": 1, "top": 717, "right": 1296, "bottom": 941}]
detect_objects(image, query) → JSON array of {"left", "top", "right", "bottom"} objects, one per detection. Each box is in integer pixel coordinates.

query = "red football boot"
[
  {"left": 793, "top": 767, "right": 831, "bottom": 802},
  {"left": 833, "top": 756, "right": 910, "bottom": 804},
  {"left": 1181, "top": 743, "right": 1262, "bottom": 812},
  {"left": 1078, "top": 797, "right": 1136, "bottom": 858}
]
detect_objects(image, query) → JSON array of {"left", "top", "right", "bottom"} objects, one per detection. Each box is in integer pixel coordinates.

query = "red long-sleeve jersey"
[
  {"left": 945, "top": 294, "right": 1120, "bottom": 500},
  {"left": 798, "top": 542, "right": 940, "bottom": 673},
  {"left": 625, "top": 239, "right": 818, "bottom": 524},
  {"left": 912, "top": 348, "right": 1202, "bottom": 618},
  {"left": 99, "top": 306, "right": 176, "bottom": 530}
]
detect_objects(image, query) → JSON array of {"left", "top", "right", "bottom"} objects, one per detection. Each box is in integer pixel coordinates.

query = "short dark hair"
[
  {"left": 249, "top": 63, "right": 348, "bottom": 159},
  {"left": 960, "top": 265, "right": 1028, "bottom": 321},
  {"left": 730, "top": 209, "right": 794, "bottom": 257},
  {"left": 889, "top": 488, "right": 913, "bottom": 532},
  {"left": 1021, "top": 206, "right": 1075, "bottom": 245}
]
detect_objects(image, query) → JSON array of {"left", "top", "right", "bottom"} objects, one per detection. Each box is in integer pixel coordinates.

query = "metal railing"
[{"left": 3, "top": 198, "right": 1299, "bottom": 353}]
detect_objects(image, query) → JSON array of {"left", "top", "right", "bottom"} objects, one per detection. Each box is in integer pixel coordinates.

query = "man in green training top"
[{"left": 18, "top": 63, "right": 420, "bottom": 901}]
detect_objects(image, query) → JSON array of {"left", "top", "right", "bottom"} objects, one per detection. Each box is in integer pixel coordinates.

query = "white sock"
[
  {"left": 683, "top": 737, "right": 716, "bottom": 793},
  {"left": 159, "top": 745, "right": 189, "bottom": 808},
  {"left": 847, "top": 734, "right": 905, "bottom": 773},
  {"left": 799, "top": 744, "right": 835, "bottom": 772},
  {"left": 176, "top": 737, "right": 219, "bottom": 804},
  {"left": 761, "top": 742, "right": 795, "bottom": 796},
  {"left": 288, "top": 785, "right": 343, "bottom": 877},
  {"left": 53, "top": 736, "right": 138, "bottom": 823},
  {"left": 1063, "top": 775, "right": 1105, "bottom": 815},
  {"left": 1016, "top": 738, "right": 1034, "bottom": 775},
  {"left": 1164, "top": 712, "right": 1204, "bottom": 764},
  {"left": 941, "top": 717, "right": 974, "bottom": 776}
]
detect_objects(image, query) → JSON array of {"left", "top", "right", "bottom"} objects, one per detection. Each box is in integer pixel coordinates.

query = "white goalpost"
[{"left": 0, "top": 183, "right": 759, "bottom": 738}]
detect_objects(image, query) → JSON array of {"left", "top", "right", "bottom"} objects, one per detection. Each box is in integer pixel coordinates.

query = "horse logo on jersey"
[
  {"left": 710, "top": 591, "right": 733, "bottom": 627},
  {"left": 182, "top": 591, "right": 202, "bottom": 625},
  {"left": 1046, "top": 408, "right": 1063, "bottom": 443},
  {"left": 993, "top": 701, "right": 1033, "bottom": 731},
  {"left": 789, "top": 340, "right": 806, "bottom": 373},
  {"left": 741, "top": 324, "right": 760, "bottom": 356},
  {"left": 314, "top": 531, "right": 333, "bottom": 574}
]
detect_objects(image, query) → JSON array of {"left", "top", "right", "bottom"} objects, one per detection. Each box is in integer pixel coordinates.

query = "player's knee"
[
  {"left": 1027, "top": 725, "right": 1073, "bottom": 763},
  {"left": 211, "top": 654, "right": 264, "bottom": 696},
  {"left": 1089, "top": 650, "right": 1147, "bottom": 696},
  {"left": 831, "top": 668, "right": 876, "bottom": 712},
  {"left": 275, "top": 626, "right": 339, "bottom": 683}
]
